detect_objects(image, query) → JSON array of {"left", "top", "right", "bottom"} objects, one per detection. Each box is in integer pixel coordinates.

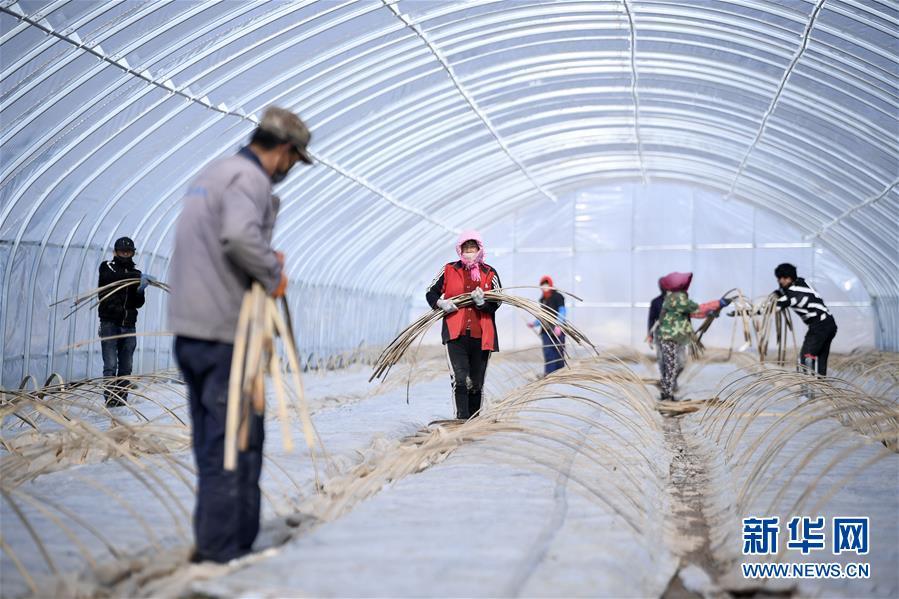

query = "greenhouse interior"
[{"left": 1, "top": 0, "right": 897, "bottom": 597}]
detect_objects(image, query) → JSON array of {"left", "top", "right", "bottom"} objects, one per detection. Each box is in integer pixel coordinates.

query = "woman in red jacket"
[{"left": 426, "top": 230, "right": 502, "bottom": 419}]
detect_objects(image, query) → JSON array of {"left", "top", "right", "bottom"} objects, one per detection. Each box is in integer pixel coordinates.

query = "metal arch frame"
[
  {"left": 493, "top": 151, "right": 897, "bottom": 297},
  {"left": 5, "top": 1, "right": 892, "bottom": 232},
  {"left": 622, "top": 0, "right": 648, "bottom": 184},
  {"left": 0, "top": 0, "right": 376, "bottom": 209},
  {"left": 484, "top": 80, "right": 886, "bottom": 191},
  {"left": 21, "top": 68, "right": 892, "bottom": 300},
  {"left": 809, "top": 179, "right": 899, "bottom": 239},
  {"left": 8, "top": 5, "right": 500, "bottom": 304},
  {"left": 424, "top": 1, "right": 802, "bottom": 54},
  {"left": 3, "top": 69, "right": 892, "bottom": 270},
  {"left": 0, "top": 1, "right": 463, "bottom": 368},
  {"left": 0, "top": 0, "right": 184, "bottom": 138},
  {"left": 0, "top": 0, "right": 270, "bottom": 181},
  {"left": 1, "top": 0, "right": 458, "bottom": 230},
  {"left": 2, "top": 0, "right": 898, "bottom": 377},
  {"left": 2, "top": 2, "right": 278, "bottom": 218},
  {"left": 298, "top": 41, "right": 892, "bottom": 198},
  {"left": 446, "top": 159, "right": 892, "bottom": 301},
  {"left": 382, "top": 0, "right": 558, "bottom": 203}
]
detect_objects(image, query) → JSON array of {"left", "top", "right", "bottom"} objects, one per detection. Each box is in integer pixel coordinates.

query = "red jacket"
[{"left": 426, "top": 261, "right": 502, "bottom": 351}]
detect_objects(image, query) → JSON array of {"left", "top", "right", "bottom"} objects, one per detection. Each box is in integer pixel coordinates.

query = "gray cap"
[{"left": 258, "top": 106, "right": 312, "bottom": 164}]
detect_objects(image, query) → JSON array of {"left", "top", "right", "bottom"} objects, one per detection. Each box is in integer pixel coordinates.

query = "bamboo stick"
[{"left": 224, "top": 286, "right": 254, "bottom": 471}]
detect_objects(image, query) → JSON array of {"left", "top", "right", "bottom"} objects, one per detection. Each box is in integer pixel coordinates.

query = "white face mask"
[
  {"left": 541, "top": 284, "right": 551, "bottom": 292},
  {"left": 462, "top": 251, "right": 478, "bottom": 262}
]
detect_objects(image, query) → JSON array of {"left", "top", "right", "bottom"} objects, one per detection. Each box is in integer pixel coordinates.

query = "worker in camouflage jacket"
[{"left": 656, "top": 272, "right": 730, "bottom": 401}]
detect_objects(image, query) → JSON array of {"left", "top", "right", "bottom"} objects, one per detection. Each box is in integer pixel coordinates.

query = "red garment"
[
  {"left": 461, "top": 268, "right": 483, "bottom": 338},
  {"left": 442, "top": 263, "right": 496, "bottom": 351},
  {"left": 691, "top": 299, "right": 721, "bottom": 318}
]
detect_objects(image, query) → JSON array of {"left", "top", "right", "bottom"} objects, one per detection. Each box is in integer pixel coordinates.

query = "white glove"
[
  {"left": 436, "top": 298, "right": 458, "bottom": 313},
  {"left": 471, "top": 287, "right": 485, "bottom": 307},
  {"left": 138, "top": 273, "right": 156, "bottom": 292}
]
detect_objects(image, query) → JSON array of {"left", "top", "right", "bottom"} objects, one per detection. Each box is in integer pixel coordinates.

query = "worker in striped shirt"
[{"left": 774, "top": 263, "right": 838, "bottom": 376}]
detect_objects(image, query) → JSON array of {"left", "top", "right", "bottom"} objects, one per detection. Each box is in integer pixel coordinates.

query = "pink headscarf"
[
  {"left": 659, "top": 271, "right": 693, "bottom": 292},
  {"left": 456, "top": 229, "right": 485, "bottom": 282}
]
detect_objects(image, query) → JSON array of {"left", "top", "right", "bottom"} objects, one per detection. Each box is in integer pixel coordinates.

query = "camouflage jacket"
[{"left": 658, "top": 291, "right": 698, "bottom": 344}]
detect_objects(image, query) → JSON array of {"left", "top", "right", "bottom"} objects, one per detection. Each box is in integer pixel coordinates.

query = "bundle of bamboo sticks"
[
  {"left": 224, "top": 283, "right": 318, "bottom": 471},
  {"left": 693, "top": 289, "right": 754, "bottom": 358},
  {"left": 752, "top": 292, "right": 796, "bottom": 365},
  {"left": 691, "top": 289, "right": 796, "bottom": 364},
  {"left": 52, "top": 277, "right": 171, "bottom": 321},
  {"left": 370, "top": 287, "right": 595, "bottom": 383}
]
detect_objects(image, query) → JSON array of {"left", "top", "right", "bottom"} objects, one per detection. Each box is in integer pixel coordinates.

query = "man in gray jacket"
[{"left": 168, "top": 106, "right": 311, "bottom": 564}]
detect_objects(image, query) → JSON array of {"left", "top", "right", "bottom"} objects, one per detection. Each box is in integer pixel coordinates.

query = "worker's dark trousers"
[
  {"left": 174, "top": 337, "right": 264, "bottom": 564},
  {"left": 446, "top": 333, "right": 491, "bottom": 419},
  {"left": 800, "top": 316, "right": 838, "bottom": 376},
  {"left": 540, "top": 331, "right": 566, "bottom": 375},
  {"left": 99, "top": 320, "right": 136, "bottom": 401}
]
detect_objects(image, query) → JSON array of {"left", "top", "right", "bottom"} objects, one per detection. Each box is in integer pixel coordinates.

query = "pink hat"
[
  {"left": 659, "top": 271, "right": 692, "bottom": 292},
  {"left": 456, "top": 229, "right": 485, "bottom": 282}
]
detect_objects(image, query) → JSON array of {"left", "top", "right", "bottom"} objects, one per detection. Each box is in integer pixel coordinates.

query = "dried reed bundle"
[
  {"left": 830, "top": 351, "right": 899, "bottom": 399},
  {"left": 223, "top": 284, "right": 319, "bottom": 472},
  {"left": 750, "top": 292, "right": 797, "bottom": 364},
  {"left": 53, "top": 277, "right": 171, "bottom": 321},
  {"left": 5, "top": 347, "right": 894, "bottom": 596},
  {"left": 370, "top": 288, "right": 596, "bottom": 382},
  {"left": 302, "top": 360, "right": 663, "bottom": 541},
  {"left": 699, "top": 363, "right": 899, "bottom": 505},
  {"left": 691, "top": 289, "right": 754, "bottom": 359},
  {"left": 1, "top": 369, "right": 313, "bottom": 595}
]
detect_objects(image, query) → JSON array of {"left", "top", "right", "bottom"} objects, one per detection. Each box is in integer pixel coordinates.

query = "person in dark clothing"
[
  {"left": 528, "top": 275, "right": 567, "bottom": 375},
  {"left": 646, "top": 279, "right": 672, "bottom": 386},
  {"left": 647, "top": 284, "right": 664, "bottom": 342},
  {"left": 175, "top": 338, "right": 264, "bottom": 562},
  {"left": 774, "top": 263, "right": 838, "bottom": 376},
  {"left": 98, "top": 236, "right": 152, "bottom": 407},
  {"left": 168, "top": 106, "right": 310, "bottom": 564},
  {"left": 426, "top": 229, "right": 501, "bottom": 420}
]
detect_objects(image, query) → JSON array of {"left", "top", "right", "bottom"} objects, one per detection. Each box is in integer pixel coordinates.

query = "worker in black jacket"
[
  {"left": 98, "top": 237, "right": 151, "bottom": 406},
  {"left": 774, "top": 263, "right": 838, "bottom": 376}
]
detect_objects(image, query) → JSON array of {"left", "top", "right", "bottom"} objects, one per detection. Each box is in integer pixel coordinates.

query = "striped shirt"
[{"left": 776, "top": 278, "right": 832, "bottom": 324}]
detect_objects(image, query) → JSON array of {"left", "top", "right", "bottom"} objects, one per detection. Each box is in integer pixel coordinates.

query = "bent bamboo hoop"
[
  {"left": 56, "top": 278, "right": 171, "bottom": 321},
  {"left": 370, "top": 287, "right": 596, "bottom": 383}
]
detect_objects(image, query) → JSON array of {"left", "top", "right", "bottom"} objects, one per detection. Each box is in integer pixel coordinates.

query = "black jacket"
[
  {"left": 537, "top": 290, "right": 565, "bottom": 332},
  {"left": 98, "top": 258, "right": 144, "bottom": 327},
  {"left": 426, "top": 261, "right": 502, "bottom": 347},
  {"left": 648, "top": 293, "right": 664, "bottom": 335}
]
